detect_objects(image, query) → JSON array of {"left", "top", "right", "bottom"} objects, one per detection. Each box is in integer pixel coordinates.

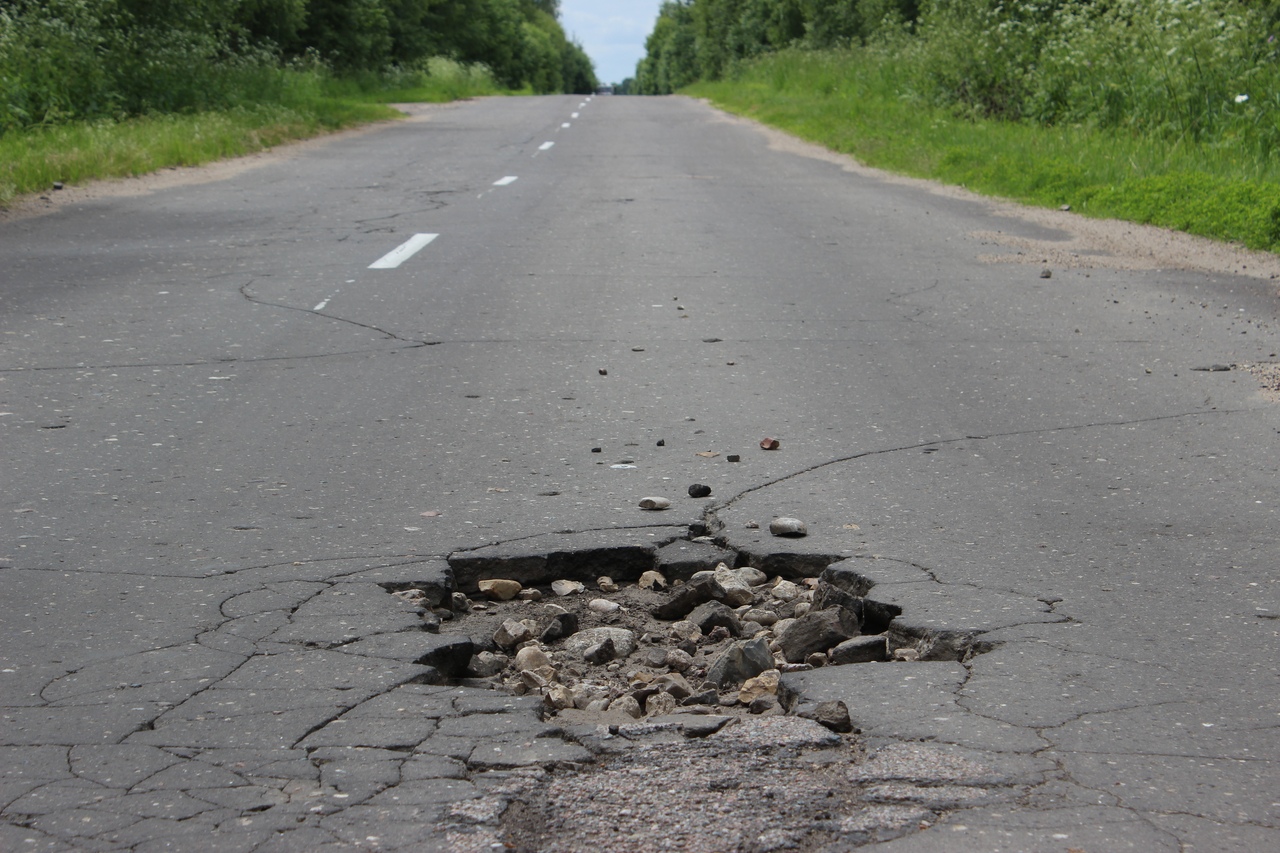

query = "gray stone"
[
  {"left": 704, "top": 637, "right": 774, "bottom": 688},
  {"left": 810, "top": 700, "right": 853, "bottom": 733},
  {"left": 645, "top": 691, "right": 679, "bottom": 717},
  {"left": 653, "top": 576, "right": 727, "bottom": 620},
  {"left": 712, "top": 565, "right": 756, "bottom": 606},
  {"left": 776, "top": 609, "right": 858, "bottom": 663},
  {"left": 582, "top": 637, "right": 617, "bottom": 665},
  {"left": 563, "top": 627, "right": 637, "bottom": 659},
  {"left": 467, "top": 651, "right": 508, "bottom": 678},
  {"left": 769, "top": 517, "right": 807, "bottom": 537},
  {"left": 686, "top": 600, "right": 742, "bottom": 637},
  {"left": 539, "top": 612, "right": 579, "bottom": 643},
  {"left": 608, "top": 695, "right": 643, "bottom": 719},
  {"left": 493, "top": 620, "right": 535, "bottom": 650},
  {"left": 830, "top": 635, "right": 889, "bottom": 665}
]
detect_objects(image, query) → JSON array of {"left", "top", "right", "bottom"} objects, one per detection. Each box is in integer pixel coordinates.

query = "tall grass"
[
  {"left": 0, "top": 56, "right": 502, "bottom": 207},
  {"left": 688, "top": 44, "right": 1280, "bottom": 252}
]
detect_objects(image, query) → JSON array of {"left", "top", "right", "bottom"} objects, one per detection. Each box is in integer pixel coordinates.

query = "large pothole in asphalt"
[{"left": 382, "top": 526, "right": 982, "bottom": 730}]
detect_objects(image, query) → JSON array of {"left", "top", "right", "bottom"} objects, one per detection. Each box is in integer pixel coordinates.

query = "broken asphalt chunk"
[{"left": 652, "top": 576, "right": 728, "bottom": 620}]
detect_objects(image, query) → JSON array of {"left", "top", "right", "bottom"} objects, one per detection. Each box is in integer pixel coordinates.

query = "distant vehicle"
[{"left": 596, "top": 85, "right": 614, "bottom": 95}]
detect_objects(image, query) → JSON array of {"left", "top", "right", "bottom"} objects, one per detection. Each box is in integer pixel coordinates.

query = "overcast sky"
[{"left": 561, "top": 0, "right": 664, "bottom": 86}]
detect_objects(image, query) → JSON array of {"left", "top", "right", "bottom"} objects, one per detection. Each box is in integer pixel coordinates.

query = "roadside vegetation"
[
  {"left": 638, "top": 0, "right": 1280, "bottom": 253},
  {"left": 0, "top": 0, "right": 596, "bottom": 206}
]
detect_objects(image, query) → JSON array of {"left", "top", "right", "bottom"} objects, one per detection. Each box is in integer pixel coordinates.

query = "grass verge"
[
  {"left": 687, "top": 50, "right": 1280, "bottom": 253},
  {"left": 0, "top": 61, "right": 503, "bottom": 208}
]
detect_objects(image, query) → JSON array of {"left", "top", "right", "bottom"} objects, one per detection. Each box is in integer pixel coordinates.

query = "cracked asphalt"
[{"left": 2, "top": 94, "right": 1278, "bottom": 851}]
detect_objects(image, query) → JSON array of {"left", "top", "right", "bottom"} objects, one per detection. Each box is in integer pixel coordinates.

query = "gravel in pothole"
[{"left": 398, "top": 563, "right": 911, "bottom": 727}]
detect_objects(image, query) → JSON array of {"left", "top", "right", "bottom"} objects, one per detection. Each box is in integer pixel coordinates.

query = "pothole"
[{"left": 380, "top": 527, "right": 979, "bottom": 729}]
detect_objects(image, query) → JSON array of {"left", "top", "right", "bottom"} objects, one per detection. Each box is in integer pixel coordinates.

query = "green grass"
[
  {"left": 687, "top": 49, "right": 1280, "bottom": 253},
  {"left": 0, "top": 60, "right": 502, "bottom": 208}
]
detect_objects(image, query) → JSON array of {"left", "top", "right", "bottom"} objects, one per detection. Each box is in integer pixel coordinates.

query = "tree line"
[
  {"left": 0, "top": 0, "right": 596, "bottom": 132},
  {"left": 636, "top": 0, "right": 1280, "bottom": 147}
]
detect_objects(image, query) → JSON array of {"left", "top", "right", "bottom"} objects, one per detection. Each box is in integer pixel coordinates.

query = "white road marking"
[
  {"left": 493, "top": 176, "right": 519, "bottom": 186},
  {"left": 369, "top": 233, "right": 438, "bottom": 269},
  {"left": 314, "top": 296, "right": 333, "bottom": 311},
  {"left": 561, "top": 122, "right": 571, "bottom": 128},
  {"left": 539, "top": 142, "right": 555, "bottom": 151},
  {"left": 572, "top": 112, "right": 580, "bottom": 118}
]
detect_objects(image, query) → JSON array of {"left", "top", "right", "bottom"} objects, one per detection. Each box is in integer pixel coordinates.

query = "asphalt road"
[{"left": 2, "top": 94, "right": 1277, "bottom": 851}]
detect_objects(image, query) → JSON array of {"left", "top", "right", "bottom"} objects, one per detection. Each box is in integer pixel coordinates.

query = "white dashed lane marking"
[
  {"left": 493, "top": 176, "right": 519, "bottom": 186},
  {"left": 368, "top": 233, "right": 438, "bottom": 269}
]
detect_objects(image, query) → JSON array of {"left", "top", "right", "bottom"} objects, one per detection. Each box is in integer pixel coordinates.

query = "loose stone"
[
  {"left": 669, "top": 620, "right": 702, "bottom": 642},
  {"left": 638, "top": 570, "right": 668, "bottom": 590},
  {"left": 478, "top": 578, "right": 522, "bottom": 601},
  {"left": 653, "top": 672, "right": 693, "bottom": 700},
  {"left": 638, "top": 496, "right": 671, "bottom": 510},
  {"left": 588, "top": 598, "right": 621, "bottom": 615},
  {"left": 683, "top": 688, "right": 719, "bottom": 706},
  {"left": 704, "top": 637, "right": 775, "bottom": 688},
  {"left": 893, "top": 647, "right": 921, "bottom": 662},
  {"left": 552, "top": 579, "right": 586, "bottom": 597},
  {"left": 609, "top": 695, "right": 643, "bottom": 719},
  {"left": 687, "top": 600, "right": 742, "bottom": 637},
  {"left": 760, "top": 437, "right": 781, "bottom": 450},
  {"left": 514, "top": 645, "right": 552, "bottom": 673},
  {"left": 539, "top": 612, "right": 579, "bottom": 644},
  {"left": 687, "top": 483, "right": 712, "bottom": 498},
  {"left": 518, "top": 588, "right": 543, "bottom": 602},
  {"left": 744, "top": 608, "right": 778, "bottom": 626},
  {"left": 646, "top": 691, "right": 679, "bottom": 717},
  {"left": 597, "top": 576, "right": 620, "bottom": 593},
  {"left": 749, "top": 695, "right": 778, "bottom": 714},
  {"left": 564, "top": 627, "right": 637, "bottom": 658},
  {"left": 712, "top": 565, "right": 756, "bottom": 607},
  {"left": 831, "top": 635, "right": 889, "bottom": 665},
  {"left": 666, "top": 648, "right": 694, "bottom": 672},
  {"left": 652, "top": 576, "right": 727, "bottom": 620},
  {"left": 583, "top": 638, "right": 618, "bottom": 665},
  {"left": 769, "top": 517, "right": 808, "bottom": 537},
  {"left": 642, "top": 648, "right": 669, "bottom": 668},
  {"left": 468, "top": 651, "right": 508, "bottom": 678},
  {"left": 806, "top": 652, "right": 828, "bottom": 668},
  {"left": 810, "top": 700, "right": 854, "bottom": 733},
  {"left": 738, "top": 669, "right": 781, "bottom": 705},
  {"left": 494, "top": 619, "right": 535, "bottom": 649},
  {"left": 776, "top": 610, "right": 857, "bottom": 663},
  {"left": 544, "top": 685, "right": 575, "bottom": 711},
  {"left": 451, "top": 592, "right": 470, "bottom": 612},
  {"left": 770, "top": 580, "right": 801, "bottom": 602}
]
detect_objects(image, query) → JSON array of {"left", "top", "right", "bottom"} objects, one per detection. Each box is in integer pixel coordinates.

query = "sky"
[{"left": 560, "top": 0, "right": 665, "bottom": 86}]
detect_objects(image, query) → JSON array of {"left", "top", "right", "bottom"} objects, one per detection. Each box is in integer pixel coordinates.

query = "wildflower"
[{"left": 1234, "top": 94, "right": 1249, "bottom": 103}]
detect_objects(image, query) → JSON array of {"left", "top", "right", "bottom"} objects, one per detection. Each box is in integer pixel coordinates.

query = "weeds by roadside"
[{"left": 688, "top": 48, "right": 1280, "bottom": 253}]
